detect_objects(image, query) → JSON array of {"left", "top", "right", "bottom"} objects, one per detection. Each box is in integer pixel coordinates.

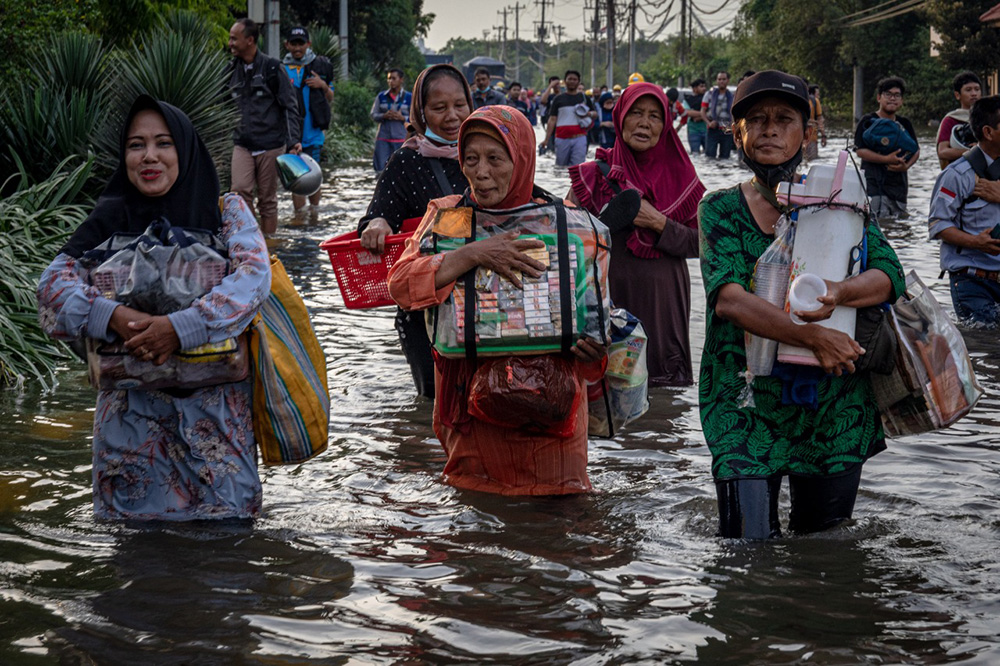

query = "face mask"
[
  {"left": 742, "top": 147, "right": 803, "bottom": 189},
  {"left": 424, "top": 126, "right": 457, "bottom": 146}
]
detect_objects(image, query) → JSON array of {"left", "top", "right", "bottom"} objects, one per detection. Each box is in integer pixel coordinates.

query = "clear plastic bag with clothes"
[{"left": 872, "top": 271, "right": 983, "bottom": 437}]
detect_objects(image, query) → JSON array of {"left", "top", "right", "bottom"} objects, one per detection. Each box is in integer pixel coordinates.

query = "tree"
[
  {"left": 284, "top": 0, "right": 432, "bottom": 83},
  {"left": 925, "top": 0, "right": 1000, "bottom": 81},
  {"left": 726, "top": 0, "right": 954, "bottom": 121}
]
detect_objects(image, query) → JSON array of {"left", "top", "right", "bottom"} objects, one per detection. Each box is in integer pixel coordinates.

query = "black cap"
[
  {"left": 731, "top": 70, "right": 810, "bottom": 121},
  {"left": 286, "top": 26, "right": 309, "bottom": 43}
]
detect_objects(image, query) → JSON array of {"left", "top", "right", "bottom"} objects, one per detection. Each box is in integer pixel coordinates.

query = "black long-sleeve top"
[{"left": 358, "top": 148, "right": 468, "bottom": 234}]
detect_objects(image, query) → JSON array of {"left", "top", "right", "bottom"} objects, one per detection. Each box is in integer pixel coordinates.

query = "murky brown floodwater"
[{"left": 2, "top": 132, "right": 998, "bottom": 665}]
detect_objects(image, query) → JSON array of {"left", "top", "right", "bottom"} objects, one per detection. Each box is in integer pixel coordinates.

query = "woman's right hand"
[
  {"left": 108, "top": 305, "right": 150, "bottom": 342},
  {"left": 466, "top": 231, "right": 546, "bottom": 288},
  {"left": 807, "top": 325, "right": 864, "bottom": 376},
  {"left": 360, "top": 218, "right": 393, "bottom": 254}
]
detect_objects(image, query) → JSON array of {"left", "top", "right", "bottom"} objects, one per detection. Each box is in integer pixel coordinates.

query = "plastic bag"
[
  {"left": 420, "top": 201, "right": 611, "bottom": 358},
  {"left": 606, "top": 308, "right": 648, "bottom": 384},
  {"left": 468, "top": 355, "right": 581, "bottom": 438},
  {"left": 871, "top": 271, "right": 983, "bottom": 437},
  {"left": 84, "top": 218, "right": 242, "bottom": 391},
  {"left": 88, "top": 219, "right": 229, "bottom": 315},
  {"left": 741, "top": 213, "right": 795, "bottom": 407},
  {"left": 587, "top": 308, "right": 650, "bottom": 437},
  {"left": 87, "top": 336, "right": 249, "bottom": 391}
]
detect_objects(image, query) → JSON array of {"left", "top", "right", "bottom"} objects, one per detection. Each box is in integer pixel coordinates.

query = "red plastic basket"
[{"left": 320, "top": 217, "right": 422, "bottom": 309}]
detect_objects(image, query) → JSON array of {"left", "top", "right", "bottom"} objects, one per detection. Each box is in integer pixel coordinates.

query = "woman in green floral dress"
[{"left": 697, "top": 71, "right": 906, "bottom": 539}]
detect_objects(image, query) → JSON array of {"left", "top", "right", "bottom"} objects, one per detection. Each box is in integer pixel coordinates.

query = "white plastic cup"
[{"left": 788, "top": 273, "right": 828, "bottom": 324}]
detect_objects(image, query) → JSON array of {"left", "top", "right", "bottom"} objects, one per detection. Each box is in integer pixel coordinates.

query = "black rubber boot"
[
  {"left": 395, "top": 308, "right": 435, "bottom": 398},
  {"left": 716, "top": 477, "right": 783, "bottom": 540},
  {"left": 787, "top": 467, "right": 863, "bottom": 534}
]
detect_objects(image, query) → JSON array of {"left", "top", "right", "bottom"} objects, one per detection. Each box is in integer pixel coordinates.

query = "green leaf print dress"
[{"left": 698, "top": 186, "right": 906, "bottom": 481}]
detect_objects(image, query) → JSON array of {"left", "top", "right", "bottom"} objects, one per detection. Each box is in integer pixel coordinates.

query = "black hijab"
[{"left": 61, "top": 95, "right": 222, "bottom": 258}]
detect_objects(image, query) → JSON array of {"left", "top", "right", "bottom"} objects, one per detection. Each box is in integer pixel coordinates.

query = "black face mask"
[{"left": 742, "top": 147, "right": 803, "bottom": 189}]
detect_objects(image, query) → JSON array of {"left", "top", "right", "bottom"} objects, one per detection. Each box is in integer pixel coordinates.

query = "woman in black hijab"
[{"left": 38, "top": 96, "right": 272, "bottom": 521}]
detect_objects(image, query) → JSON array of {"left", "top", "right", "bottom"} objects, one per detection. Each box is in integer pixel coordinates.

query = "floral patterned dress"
[
  {"left": 698, "top": 186, "right": 906, "bottom": 481},
  {"left": 37, "top": 194, "right": 272, "bottom": 520}
]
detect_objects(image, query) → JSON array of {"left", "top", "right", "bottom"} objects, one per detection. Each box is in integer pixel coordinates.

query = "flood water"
[{"left": 2, "top": 132, "right": 999, "bottom": 665}]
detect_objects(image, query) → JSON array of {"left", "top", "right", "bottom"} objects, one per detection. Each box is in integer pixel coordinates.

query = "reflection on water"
[{"left": 1, "top": 133, "right": 998, "bottom": 664}]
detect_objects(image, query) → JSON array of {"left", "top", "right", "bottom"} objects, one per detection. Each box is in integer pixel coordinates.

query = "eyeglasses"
[{"left": 881, "top": 92, "right": 902, "bottom": 99}]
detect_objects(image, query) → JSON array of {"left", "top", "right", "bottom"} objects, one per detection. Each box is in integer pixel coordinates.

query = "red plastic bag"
[{"left": 468, "top": 355, "right": 581, "bottom": 438}]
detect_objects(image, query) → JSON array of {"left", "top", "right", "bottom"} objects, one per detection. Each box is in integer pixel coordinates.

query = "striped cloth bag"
[{"left": 249, "top": 255, "right": 330, "bottom": 465}]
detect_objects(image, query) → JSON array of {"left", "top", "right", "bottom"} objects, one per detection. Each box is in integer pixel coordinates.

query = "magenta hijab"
[{"left": 570, "top": 82, "right": 705, "bottom": 258}]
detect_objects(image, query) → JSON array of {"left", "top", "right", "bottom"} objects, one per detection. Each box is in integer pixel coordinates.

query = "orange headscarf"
[{"left": 458, "top": 105, "right": 536, "bottom": 210}]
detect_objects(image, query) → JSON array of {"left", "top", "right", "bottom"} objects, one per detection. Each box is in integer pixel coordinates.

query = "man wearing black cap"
[
  {"left": 283, "top": 26, "right": 334, "bottom": 212},
  {"left": 227, "top": 17, "right": 302, "bottom": 235},
  {"left": 699, "top": 70, "right": 904, "bottom": 540}
]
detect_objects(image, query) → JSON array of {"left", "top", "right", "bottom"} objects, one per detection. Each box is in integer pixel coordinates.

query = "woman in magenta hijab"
[{"left": 568, "top": 82, "right": 705, "bottom": 386}]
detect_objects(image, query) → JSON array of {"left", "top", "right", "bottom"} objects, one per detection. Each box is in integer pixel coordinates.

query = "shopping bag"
[
  {"left": 587, "top": 308, "right": 650, "bottom": 438},
  {"left": 249, "top": 255, "right": 330, "bottom": 465},
  {"left": 871, "top": 271, "right": 983, "bottom": 437}
]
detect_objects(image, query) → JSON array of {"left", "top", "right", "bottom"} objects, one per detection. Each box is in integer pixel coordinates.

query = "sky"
[{"left": 421, "top": 0, "right": 741, "bottom": 52}]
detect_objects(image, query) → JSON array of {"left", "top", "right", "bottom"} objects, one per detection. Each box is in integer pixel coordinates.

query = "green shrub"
[
  {"left": 0, "top": 157, "right": 94, "bottom": 389},
  {"left": 323, "top": 124, "right": 374, "bottom": 165},
  {"left": 333, "top": 80, "right": 376, "bottom": 130}
]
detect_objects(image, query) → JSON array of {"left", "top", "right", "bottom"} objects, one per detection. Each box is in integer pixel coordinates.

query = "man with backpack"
[
  {"left": 854, "top": 77, "right": 920, "bottom": 219},
  {"left": 930, "top": 96, "right": 1000, "bottom": 327},
  {"left": 228, "top": 18, "right": 302, "bottom": 236},
  {"left": 283, "top": 26, "right": 334, "bottom": 212}
]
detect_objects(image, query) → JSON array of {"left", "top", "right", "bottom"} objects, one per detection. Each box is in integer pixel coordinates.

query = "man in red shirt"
[{"left": 937, "top": 71, "right": 981, "bottom": 169}]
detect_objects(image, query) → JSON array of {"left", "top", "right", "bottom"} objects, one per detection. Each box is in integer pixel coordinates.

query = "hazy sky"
[{"left": 421, "top": 0, "right": 740, "bottom": 52}]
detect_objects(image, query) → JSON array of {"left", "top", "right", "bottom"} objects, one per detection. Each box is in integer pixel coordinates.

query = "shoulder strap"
[
  {"left": 596, "top": 159, "right": 623, "bottom": 195},
  {"left": 965, "top": 146, "right": 1000, "bottom": 181},
  {"left": 427, "top": 158, "right": 458, "bottom": 196}
]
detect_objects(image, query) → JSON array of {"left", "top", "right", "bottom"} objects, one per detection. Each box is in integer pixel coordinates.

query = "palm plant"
[
  {"left": 308, "top": 24, "right": 343, "bottom": 64},
  {"left": 0, "top": 32, "right": 109, "bottom": 190},
  {"left": 0, "top": 157, "right": 94, "bottom": 389},
  {"left": 98, "top": 20, "right": 237, "bottom": 174}
]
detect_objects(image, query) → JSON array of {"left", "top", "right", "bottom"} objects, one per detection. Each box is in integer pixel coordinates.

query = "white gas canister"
[{"left": 776, "top": 151, "right": 866, "bottom": 366}]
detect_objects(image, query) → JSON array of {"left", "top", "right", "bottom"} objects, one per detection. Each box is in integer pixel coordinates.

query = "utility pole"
[
  {"left": 587, "top": 0, "right": 600, "bottom": 90},
  {"left": 606, "top": 0, "right": 615, "bottom": 89},
  {"left": 483, "top": 29, "right": 492, "bottom": 58},
  {"left": 628, "top": 0, "right": 636, "bottom": 74},
  {"left": 679, "top": 0, "right": 687, "bottom": 76},
  {"left": 510, "top": 3, "right": 523, "bottom": 81},
  {"left": 249, "top": 0, "right": 280, "bottom": 58},
  {"left": 554, "top": 24, "right": 564, "bottom": 61},
  {"left": 265, "top": 0, "right": 280, "bottom": 58},
  {"left": 536, "top": 0, "right": 552, "bottom": 86},
  {"left": 498, "top": 7, "right": 509, "bottom": 62},
  {"left": 339, "top": 0, "right": 348, "bottom": 80}
]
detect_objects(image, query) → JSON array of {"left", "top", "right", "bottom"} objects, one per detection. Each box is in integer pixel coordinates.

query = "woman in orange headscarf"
[{"left": 388, "top": 106, "right": 606, "bottom": 496}]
